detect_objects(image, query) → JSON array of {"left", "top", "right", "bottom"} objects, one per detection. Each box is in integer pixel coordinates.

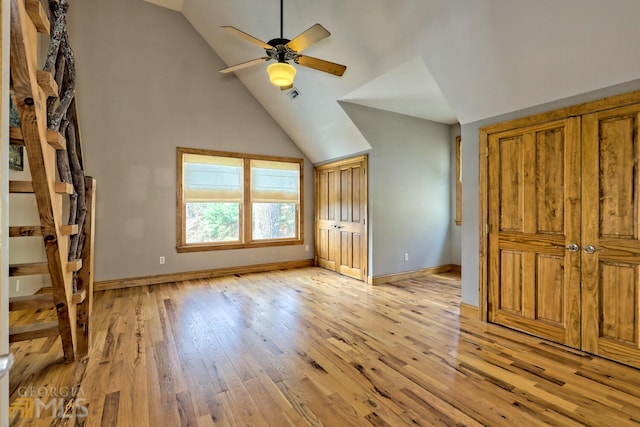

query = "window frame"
[{"left": 177, "top": 147, "right": 304, "bottom": 252}]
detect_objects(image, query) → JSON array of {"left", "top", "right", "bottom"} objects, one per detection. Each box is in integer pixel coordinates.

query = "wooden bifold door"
[
  {"left": 314, "top": 156, "right": 368, "bottom": 281},
  {"left": 487, "top": 102, "right": 640, "bottom": 368}
]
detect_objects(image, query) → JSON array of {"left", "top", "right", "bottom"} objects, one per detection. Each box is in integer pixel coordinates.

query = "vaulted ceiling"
[{"left": 145, "top": 0, "right": 640, "bottom": 163}]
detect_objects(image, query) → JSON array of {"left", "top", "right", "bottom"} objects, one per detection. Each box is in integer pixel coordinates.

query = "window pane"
[
  {"left": 186, "top": 202, "right": 239, "bottom": 243},
  {"left": 184, "top": 155, "right": 243, "bottom": 202},
  {"left": 251, "top": 160, "right": 299, "bottom": 202},
  {"left": 252, "top": 203, "right": 296, "bottom": 240}
]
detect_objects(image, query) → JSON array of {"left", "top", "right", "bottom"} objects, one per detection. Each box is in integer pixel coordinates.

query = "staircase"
[{"left": 8, "top": 0, "right": 95, "bottom": 362}]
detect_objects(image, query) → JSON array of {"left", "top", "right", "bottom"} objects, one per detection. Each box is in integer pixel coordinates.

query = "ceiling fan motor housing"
[
  {"left": 266, "top": 38, "right": 294, "bottom": 62},
  {"left": 267, "top": 38, "right": 290, "bottom": 47}
]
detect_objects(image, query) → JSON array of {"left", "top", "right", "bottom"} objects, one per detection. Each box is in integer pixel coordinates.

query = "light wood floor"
[{"left": 8, "top": 267, "right": 640, "bottom": 426}]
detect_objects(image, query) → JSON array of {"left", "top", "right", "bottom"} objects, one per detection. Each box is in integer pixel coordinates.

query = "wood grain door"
[
  {"left": 315, "top": 156, "right": 368, "bottom": 281},
  {"left": 581, "top": 105, "right": 640, "bottom": 367},
  {"left": 316, "top": 167, "right": 338, "bottom": 272},
  {"left": 488, "top": 119, "right": 582, "bottom": 348}
]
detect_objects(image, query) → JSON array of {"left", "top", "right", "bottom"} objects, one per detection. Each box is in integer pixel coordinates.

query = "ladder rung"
[
  {"left": 56, "top": 182, "right": 74, "bottom": 195},
  {"left": 37, "top": 70, "right": 58, "bottom": 98},
  {"left": 9, "top": 126, "right": 67, "bottom": 150},
  {"left": 9, "top": 224, "right": 78, "bottom": 237},
  {"left": 9, "top": 180, "right": 34, "bottom": 193},
  {"left": 72, "top": 289, "right": 86, "bottom": 305},
  {"left": 25, "top": 0, "right": 50, "bottom": 35},
  {"left": 10, "top": 260, "right": 81, "bottom": 276},
  {"left": 9, "top": 291, "right": 85, "bottom": 311},
  {"left": 9, "top": 226, "right": 41, "bottom": 237},
  {"left": 61, "top": 224, "right": 79, "bottom": 236},
  {"left": 67, "top": 259, "right": 82, "bottom": 273},
  {"left": 9, "top": 126, "right": 23, "bottom": 145},
  {"left": 46, "top": 130, "right": 67, "bottom": 150},
  {"left": 9, "top": 181, "right": 74, "bottom": 194},
  {"left": 9, "top": 322, "right": 59, "bottom": 343},
  {"left": 9, "top": 262, "right": 48, "bottom": 277},
  {"left": 9, "top": 294, "right": 53, "bottom": 311}
]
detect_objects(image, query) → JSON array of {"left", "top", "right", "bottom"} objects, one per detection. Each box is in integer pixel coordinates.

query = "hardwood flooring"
[{"left": 8, "top": 267, "right": 640, "bottom": 426}]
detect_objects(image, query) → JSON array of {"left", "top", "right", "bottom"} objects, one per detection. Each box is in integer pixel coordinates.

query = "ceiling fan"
[{"left": 219, "top": 0, "right": 347, "bottom": 90}]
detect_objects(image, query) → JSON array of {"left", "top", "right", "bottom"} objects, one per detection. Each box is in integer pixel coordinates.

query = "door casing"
[{"left": 314, "top": 155, "right": 368, "bottom": 281}]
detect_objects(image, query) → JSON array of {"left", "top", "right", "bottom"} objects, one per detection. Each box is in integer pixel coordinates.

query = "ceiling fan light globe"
[{"left": 267, "top": 62, "right": 296, "bottom": 87}]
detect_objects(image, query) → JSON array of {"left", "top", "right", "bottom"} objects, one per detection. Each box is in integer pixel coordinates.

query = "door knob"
[
  {"left": 566, "top": 243, "right": 579, "bottom": 252},
  {"left": 0, "top": 353, "right": 14, "bottom": 379},
  {"left": 584, "top": 245, "right": 596, "bottom": 254}
]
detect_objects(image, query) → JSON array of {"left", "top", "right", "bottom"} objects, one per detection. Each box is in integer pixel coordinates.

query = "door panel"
[
  {"left": 337, "top": 164, "right": 366, "bottom": 279},
  {"left": 488, "top": 119, "right": 582, "bottom": 348},
  {"left": 316, "top": 169, "right": 337, "bottom": 271},
  {"left": 582, "top": 106, "right": 640, "bottom": 367},
  {"left": 535, "top": 255, "right": 564, "bottom": 324},
  {"left": 315, "top": 157, "right": 368, "bottom": 281},
  {"left": 499, "top": 251, "right": 523, "bottom": 314}
]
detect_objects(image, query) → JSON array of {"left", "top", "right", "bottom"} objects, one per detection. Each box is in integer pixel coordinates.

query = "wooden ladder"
[{"left": 8, "top": 0, "right": 95, "bottom": 362}]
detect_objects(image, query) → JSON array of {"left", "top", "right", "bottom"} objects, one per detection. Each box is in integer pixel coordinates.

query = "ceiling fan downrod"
[{"left": 280, "top": 0, "right": 283, "bottom": 39}]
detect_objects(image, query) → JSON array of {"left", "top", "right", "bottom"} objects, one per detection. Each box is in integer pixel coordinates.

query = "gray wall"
[
  {"left": 341, "top": 103, "right": 454, "bottom": 277},
  {"left": 67, "top": 0, "right": 313, "bottom": 282},
  {"left": 9, "top": 158, "right": 48, "bottom": 296},
  {"left": 461, "top": 78, "right": 640, "bottom": 307}
]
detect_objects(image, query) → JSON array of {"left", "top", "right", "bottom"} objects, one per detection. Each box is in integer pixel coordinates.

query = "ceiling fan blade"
[
  {"left": 286, "top": 23, "right": 330, "bottom": 53},
  {"left": 219, "top": 57, "right": 271, "bottom": 74},
  {"left": 221, "top": 26, "right": 274, "bottom": 50},
  {"left": 295, "top": 55, "right": 346, "bottom": 77}
]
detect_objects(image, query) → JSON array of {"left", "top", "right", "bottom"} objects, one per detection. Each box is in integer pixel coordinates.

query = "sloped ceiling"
[{"left": 144, "top": 0, "right": 640, "bottom": 163}]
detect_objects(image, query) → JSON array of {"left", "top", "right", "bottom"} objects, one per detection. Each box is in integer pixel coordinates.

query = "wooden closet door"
[
  {"left": 316, "top": 168, "right": 338, "bottom": 272},
  {"left": 315, "top": 157, "right": 368, "bottom": 281},
  {"left": 488, "top": 118, "right": 582, "bottom": 348},
  {"left": 335, "top": 161, "right": 367, "bottom": 280},
  {"left": 582, "top": 105, "right": 640, "bottom": 368}
]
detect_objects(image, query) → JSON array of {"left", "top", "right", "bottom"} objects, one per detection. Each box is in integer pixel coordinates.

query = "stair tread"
[
  {"left": 9, "top": 321, "right": 59, "bottom": 343},
  {"left": 10, "top": 260, "right": 82, "bottom": 276},
  {"left": 8, "top": 126, "right": 67, "bottom": 150},
  {"left": 9, "top": 226, "right": 41, "bottom": 237},
  {"left": 10, "top": 291, "right": 84, "bottom": 311},
  {"left": 9, "top": 294, "right": 54, "bottom": 311},
  {"left": 9, "top": 180, "right": 74, "bottom": 195},
  {"left": 9, "top": 261, "right": 48, "bottom": 277},
  {"left": 9, "top": 224, "right": 79, "bottom": 237}
]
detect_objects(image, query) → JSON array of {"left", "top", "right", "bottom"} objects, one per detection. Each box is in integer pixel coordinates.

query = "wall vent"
[{"left": 287, "top": 88, "right": 301, "bottom": 100}]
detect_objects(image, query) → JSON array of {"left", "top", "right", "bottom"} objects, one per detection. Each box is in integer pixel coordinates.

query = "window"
[{"left": 177, "top": 148, "right": 303, "bottom": 252}]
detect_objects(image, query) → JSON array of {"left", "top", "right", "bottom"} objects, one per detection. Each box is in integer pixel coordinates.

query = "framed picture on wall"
[{"left": 9, "top": 145, "right": 24, "bottom": 171}]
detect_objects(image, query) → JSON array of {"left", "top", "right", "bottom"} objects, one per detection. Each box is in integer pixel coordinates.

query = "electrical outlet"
[
  {"left": 159, "top": 256, "right": 165, "bottom": 265},
  {"left": 404, "top": 253, "right": 409, "bottom": 262},
  {"left": 305, "top": 245, "right": 310, "bottom": 251},
  {"left": 16, "top": 280, "right": 20, "bottom": 293}
]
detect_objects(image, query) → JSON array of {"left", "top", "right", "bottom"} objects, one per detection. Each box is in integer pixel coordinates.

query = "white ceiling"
[{"left": 144, "top": 0, "right": 640, "bottom": 163}]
